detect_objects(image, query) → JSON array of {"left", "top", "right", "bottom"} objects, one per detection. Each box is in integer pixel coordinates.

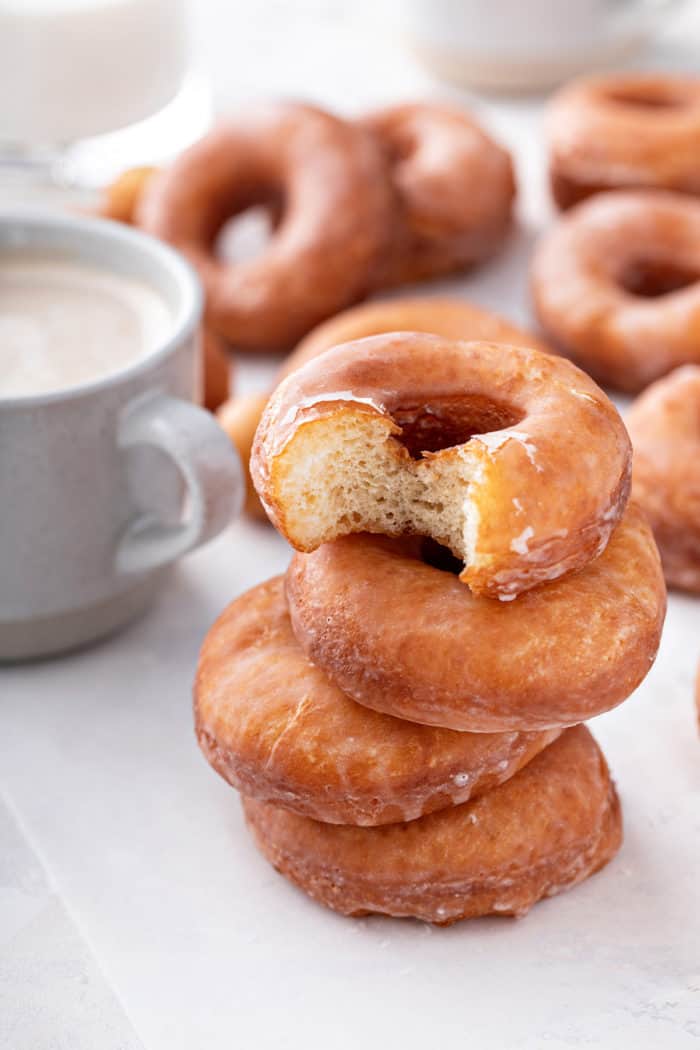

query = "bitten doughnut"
[
  {"left": 627, "top": 366, "right": 700, "bottom": 592},
  {"left": 252, "top": 334, "right": 632, "bottom": 600},
  {"left": 219, "top": 297, "right": 552, "bottom": 519},
  {"left": 243, "top": 726, "right": 622, "bottom": 924},
  {"left": 362, "top": 103, "right": 515, "bottom": 284},
  {"left": 531, "top": 191, "right": 700, "bottom": 392},
  {"left": 138, "top": 103, "right": 395, "bottom": 351},
  {"left": 286, "top": 505, "right": 665, "bottom": 732},
  {"left": 548, "top": 74, "right": 700, "bottom": 209},
  {"left": 195, "top": 577, "right": 559, "bottom": 825}
]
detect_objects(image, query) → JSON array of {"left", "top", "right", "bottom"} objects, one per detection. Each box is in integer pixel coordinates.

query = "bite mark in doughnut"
[
  {"left": 219, "top": 297, "right": 552, "bottom": 520},
  {"left": 243, "top": 727, "right": 622, "bottom": 924},
  {"left": 138, "top": 103, "right": 396, "bottom": 352},
  {"left": 285, "top": 505, "right": 666, "bottom": 732},
  {"left": 362, "top": 102, "right": 515, "bottom": 284},
  {"left": 195, "top": 577, "right": 559, "bottom": 825},
  {"left": 531, "top": 190, "right": 700, "bottom": 392},
  {"left": 252, "top": 333, "right": 632, "bottom": 600},
  {"left": 547, "top": 74, "right": 700, "bottom": 209},
  {"left": 627, "top": 365, "right": 700, "bottom": 593}
]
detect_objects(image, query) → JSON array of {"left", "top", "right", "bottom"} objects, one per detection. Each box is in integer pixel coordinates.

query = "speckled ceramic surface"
[{"left": 0, "top": 213, "right": 242, "bottom": 659}]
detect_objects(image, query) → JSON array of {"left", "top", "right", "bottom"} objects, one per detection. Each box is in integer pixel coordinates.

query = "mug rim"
[{"left": 0, "top": 209, "right": 203, "bottom": 408}]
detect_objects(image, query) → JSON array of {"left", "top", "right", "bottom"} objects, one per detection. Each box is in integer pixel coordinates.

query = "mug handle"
[{"left": 115, "top": 391, "right": 243, "bottom": 575}]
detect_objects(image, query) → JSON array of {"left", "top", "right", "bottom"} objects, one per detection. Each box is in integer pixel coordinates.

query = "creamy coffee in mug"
[
  {"left": 0, "top": 255, "right": 173, "bottom": 397},
  {"left": 0, "top": 212, "right": 243, "bottom": 661}
]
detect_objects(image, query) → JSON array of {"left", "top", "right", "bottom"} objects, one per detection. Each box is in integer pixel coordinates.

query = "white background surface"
[{"left": 2, "top": 3, "right": 700, "bottom": 1048}]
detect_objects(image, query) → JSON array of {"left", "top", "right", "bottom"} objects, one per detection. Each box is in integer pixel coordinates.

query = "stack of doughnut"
[{"left": 195, "top": 333, "right": 666, "bottom": 924}]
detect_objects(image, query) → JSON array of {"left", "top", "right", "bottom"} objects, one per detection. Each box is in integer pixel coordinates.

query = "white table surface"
[{"left": 2, "top": 4, "right": 700, "bottom": 1048}]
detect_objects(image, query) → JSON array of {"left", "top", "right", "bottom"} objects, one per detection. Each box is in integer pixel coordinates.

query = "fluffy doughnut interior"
[{"left": 268, "top": 398, "right": 521, "bottom": 563}]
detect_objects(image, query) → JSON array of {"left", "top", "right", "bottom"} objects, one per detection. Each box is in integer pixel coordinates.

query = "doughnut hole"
[
  {"left": 618, "top": 258, "right": 700, "bottom": 298},
  {"left": 215, "top": 201, "right": 280, "bottom": 264},
  {"left": 393, "top": 395, "right": 521, "bottom": 458},
  {"left": 419, "top": 537, "right": 463, "bottom": 575},
  {"left": 604, "top": 82, "right": 688, "bottom": 110},
  {"left": 264, "top": 396, "right": 523, "bottom": 567}
]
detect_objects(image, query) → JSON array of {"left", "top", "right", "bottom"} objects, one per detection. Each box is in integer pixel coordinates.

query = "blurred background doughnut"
[
  {"left": 362, "top": 102, "right": 516, "bottom": 284},
  {"left": 532, "top": 190, "right": 700, "bottom": 392},
  {"left": 548, "top": 74, "right": 700, "bottom": 209},
  {"left": 138, "top": 102, "right": 396, "bottom": 352},
  {"left": 627, "top": 365, "right": 700, "bottom": 593}
]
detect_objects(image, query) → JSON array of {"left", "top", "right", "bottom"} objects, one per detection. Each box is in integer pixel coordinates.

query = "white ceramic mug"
[
  {"left": 400, "top": 0, "right": 687, "bottom": 90},
  {"left": 0, "top": 213, "right": 242, "bottom": 660}
]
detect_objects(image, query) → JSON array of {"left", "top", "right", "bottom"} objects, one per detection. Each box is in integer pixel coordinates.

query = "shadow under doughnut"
[{"left": 547, "top": 74, "right": 700, "bottom": 209}]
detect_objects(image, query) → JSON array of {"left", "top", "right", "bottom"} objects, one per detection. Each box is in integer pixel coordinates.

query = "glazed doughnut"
[
  {"left": 219, "top": 297, "right": 552, "bottom": 520},
  {"left": 195, "top": 577, "right": 559, "bottom": 825},
  {"left": 243, "top": 726, "right": 622, "bottom": 924},
  {"left": 286, "top": 505, "right": 665, "bottom": 732},
  {"left": 547, "top": 74, "right": 700, "bottom": 209},
  {"left": 362, "top": 103, "right": 515, "bottom": 284},
  {"left": 217, "top": 392, "right": 270, "bottom": 518},
  {"left": 531, "top": 191, "right": 700, "bottom": 392},
  {"left": 627, "top": 366, "right": 700, "bottom": 592},
  {"left": 138, "top": 103, "right": 395, "bottom": 352},
  {"left": 252, "top": 333, "right": 632, "bottom": 600}
]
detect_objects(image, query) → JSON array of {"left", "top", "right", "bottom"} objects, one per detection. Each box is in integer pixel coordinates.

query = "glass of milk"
[{"left": 0, "top": 0, "right": 210, "bottom": 189}]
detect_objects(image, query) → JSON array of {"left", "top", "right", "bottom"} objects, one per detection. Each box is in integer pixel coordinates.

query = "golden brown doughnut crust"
[
  {"left": 531, "top": 191, "right": 700, "bottom": 392},
  {"left": 286, "top": 505, "right": 666, "bottom": 732},
  {"left": 627, "top": 366, "right": 700, "bottom": 593},
  {"left": 547, "top": 74, "right": 700, "bottom": 209},
  {"left": 252, "top": 334, "right": 632, "bottom": 599},
  {"left": 243, "top": 726, "right": 622, "bottom": 924},
  {"left": 194, "top": 577, "right": 559, "bottom": 826},
  {"left": 138, "top": 103, "right": 396, "bottom": 352},
  {"left": 362, "top": 103, "right": 515, "bottom": 284}
]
